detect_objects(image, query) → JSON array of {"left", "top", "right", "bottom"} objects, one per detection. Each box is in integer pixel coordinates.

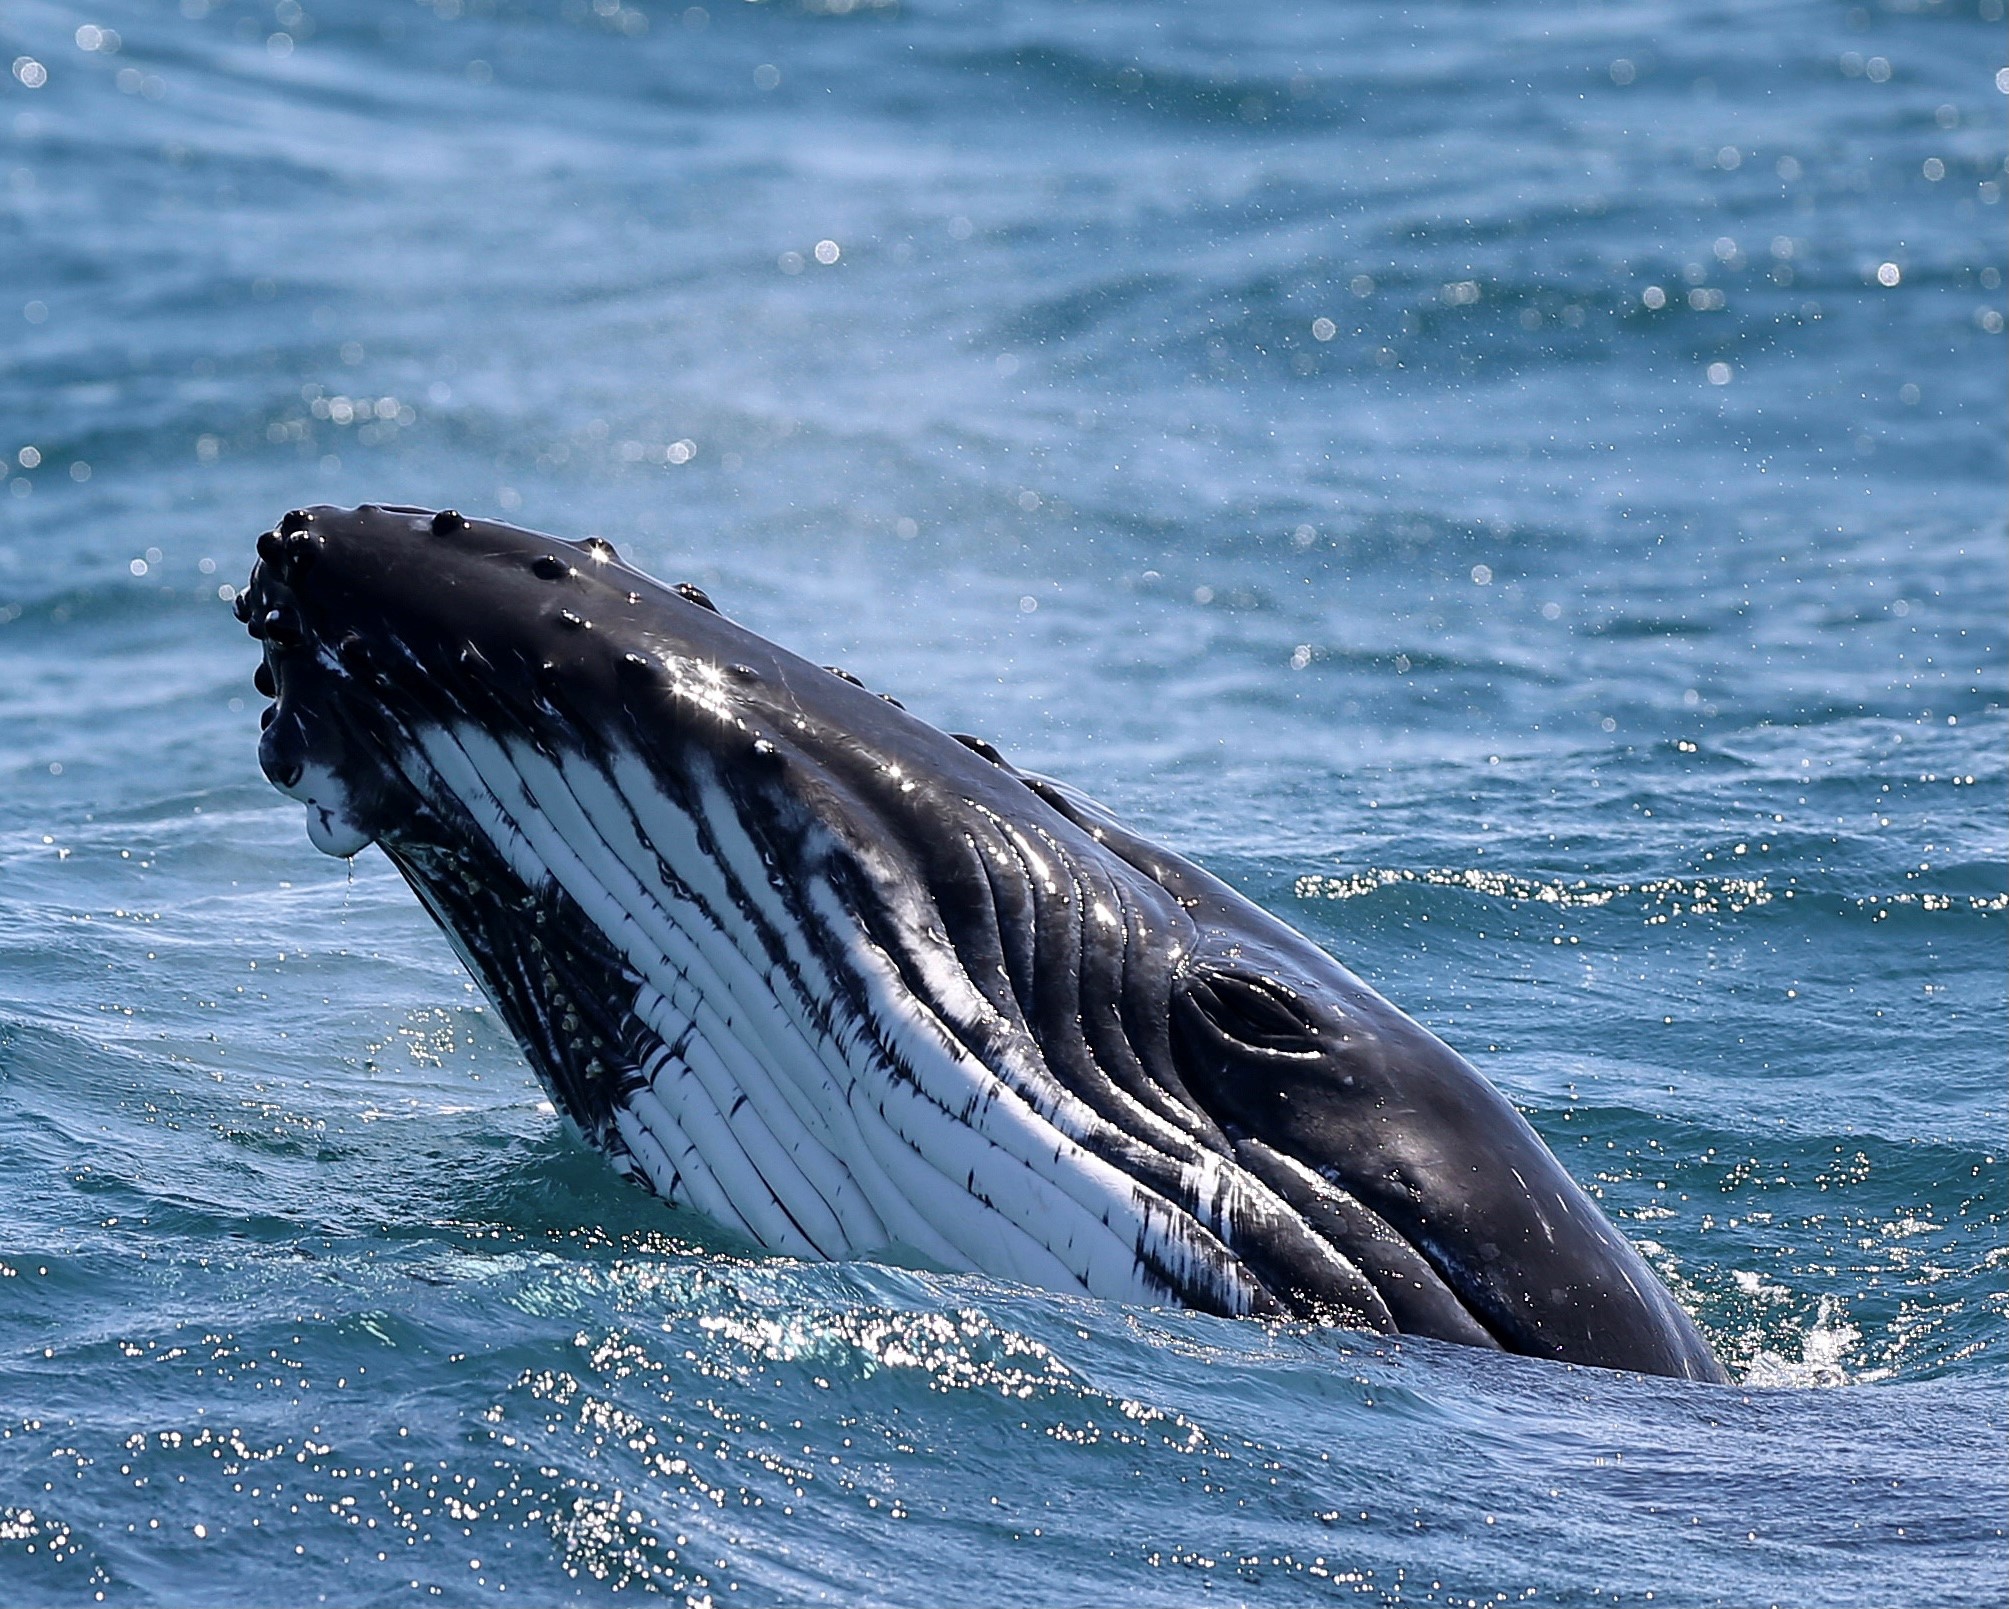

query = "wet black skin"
[{"left": 241, "top": 503, "right": 1729, "bottom": 1383}]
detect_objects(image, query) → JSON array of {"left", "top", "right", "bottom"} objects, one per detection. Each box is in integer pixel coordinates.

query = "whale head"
[{"left": 239, "top": 503, "right": 1728, "bottom": 1383}]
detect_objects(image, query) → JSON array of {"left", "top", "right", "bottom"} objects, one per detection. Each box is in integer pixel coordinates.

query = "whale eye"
[
  {"left": 1183, "top": 967, "right": 1321, "bottom": 1056},
  {"left": 532, "top": 554, "right": 570, "bottom": 580}
]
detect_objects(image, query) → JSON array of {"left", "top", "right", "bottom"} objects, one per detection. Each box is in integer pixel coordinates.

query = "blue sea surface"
[{"left": 1, "top": 1, "right": 2004, "bottom": 1603}]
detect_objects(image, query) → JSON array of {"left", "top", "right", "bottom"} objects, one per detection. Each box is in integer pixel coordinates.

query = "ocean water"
[{"left": 0, "top": 0, "right": 2004, "bottom": 1602}]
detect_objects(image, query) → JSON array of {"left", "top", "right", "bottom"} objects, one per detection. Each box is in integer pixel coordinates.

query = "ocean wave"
[{"left": 1294, "top": 865, "right": 2009, "bottom": 921}]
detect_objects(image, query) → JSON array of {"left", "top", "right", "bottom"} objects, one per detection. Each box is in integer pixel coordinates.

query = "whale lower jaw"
[{"left": 376, "top": 720, "right": 1367, "bottom": 1322}]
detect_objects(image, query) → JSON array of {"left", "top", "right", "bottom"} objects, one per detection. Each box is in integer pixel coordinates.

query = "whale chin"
[
  {"left": 264, "top": 757, "right": 377, "bottom": 858},
  {"left": 237, "top": 502, "right": 1730, "bottom": 1384},
  {"left": 303, "top": 802, "right": 375, "bottom": 859}
]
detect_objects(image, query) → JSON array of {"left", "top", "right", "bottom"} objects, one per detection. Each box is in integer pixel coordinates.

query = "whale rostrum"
[{"left": 241, "top": 504, "right": 1727, "bottom": 1382}]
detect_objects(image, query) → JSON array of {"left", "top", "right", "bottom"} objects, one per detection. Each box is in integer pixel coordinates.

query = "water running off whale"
[{"left": 239, "top": 503, "right": 1727, "bottom": 1383}]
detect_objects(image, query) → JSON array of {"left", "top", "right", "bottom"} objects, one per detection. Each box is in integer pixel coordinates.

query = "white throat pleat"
[
  {"left": 521, "top": 743, "right": 956, "bottom": 1263},
  {"left": 612, "top": 1087, "right": 757, "bottom": 1243},
  {"left": 419, "top": 726, "right": 872, "bottom": 1255},
  {"left": 800, "top": 879, "right": 1262, "bottom": 1314},
  {"left": 403, "top": 721, "right": 1263, "bottom": 1313},
  {"left": 460, "top": 732, "right": 865, "bottom": 1259},
  {"left": 413, "top": 725, "right": 957, "bottom": 1266}
]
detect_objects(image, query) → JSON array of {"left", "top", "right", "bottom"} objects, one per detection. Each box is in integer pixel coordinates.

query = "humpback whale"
[{"left": 240, "top": 504, "right": 1726, "bottom": 1383}]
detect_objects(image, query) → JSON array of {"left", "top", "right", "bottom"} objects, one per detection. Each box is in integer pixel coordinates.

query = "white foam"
[{"left": 1742, "top": 1295, "right": 1868, "bottom": 1389}]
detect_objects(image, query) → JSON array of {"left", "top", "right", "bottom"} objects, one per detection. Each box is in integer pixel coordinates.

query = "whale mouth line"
[{"left": 238, "top": 503, "right": 1730, "bottom": 1384}]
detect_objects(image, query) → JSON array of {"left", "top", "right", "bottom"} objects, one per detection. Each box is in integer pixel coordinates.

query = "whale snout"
[{"left": 240, "top": 507, "right": 422, "bottom": 858}]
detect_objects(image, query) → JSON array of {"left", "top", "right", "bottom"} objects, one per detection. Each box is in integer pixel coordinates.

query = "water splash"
[{"left": 1742, "top": 1296, "right": 1874, "bottom": 1389}]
